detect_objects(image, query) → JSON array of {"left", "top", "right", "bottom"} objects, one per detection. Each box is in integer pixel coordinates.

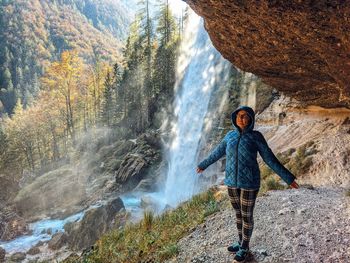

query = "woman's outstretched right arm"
[{"left": 197, "top": 132, "right": 230, "bottom": 171}]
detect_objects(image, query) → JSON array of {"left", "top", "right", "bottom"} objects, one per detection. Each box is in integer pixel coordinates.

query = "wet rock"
[
  {"left": 34, "top": 241, "right": 44, "bottom": 248},
  {"left": 112, "top": 140, "right": 135, "bottom": 157},
  {"left": 114, "top": 131, "right": 161, "bottom": 185},
  {"left": 27, "top": 246, "right": 40, "bottom": 255},
  {"left": 65, "top": 197, "right": 124, "bottom": 250},
  {"left": 133, "top": 177, "right": 157, "bottom": 192},
  {"left": 0, "top": 216, "right": 29, "bottom": 241},
  {"left": 115, "top": 154, "right": 148, "bottom": 183},
  {"left": 10, "top": 252, "right": 26, "bottom": 262},
  {"left": 0, "top": 247, "right": 5, "bottom": 262},
  {"left": 48, "top": 232, "right": 68, "bottom": 250}
]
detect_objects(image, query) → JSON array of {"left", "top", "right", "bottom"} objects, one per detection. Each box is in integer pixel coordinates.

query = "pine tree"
[
  {"left": 152, "top": 1, "right": 179, "bottom": 120},
  {"left": 101, "top": 70, "right": 114, "bottom": 126}
]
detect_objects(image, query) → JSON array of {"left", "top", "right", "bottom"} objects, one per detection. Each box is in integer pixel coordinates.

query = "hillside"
[{"left": 0, "top": 0, "right": 134, "bottom": 114}]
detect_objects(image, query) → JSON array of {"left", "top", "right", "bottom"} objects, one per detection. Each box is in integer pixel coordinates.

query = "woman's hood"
[{"left": 231, "top": 106, "right": 255, "bottom": 132}]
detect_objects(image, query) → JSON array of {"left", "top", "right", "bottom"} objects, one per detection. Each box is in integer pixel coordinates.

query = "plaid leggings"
[{"left": 227, "top": 187, "right": 259, "bottom": 249}]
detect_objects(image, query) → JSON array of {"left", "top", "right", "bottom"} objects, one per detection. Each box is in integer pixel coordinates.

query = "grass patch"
[
  {"left": 259, "top": 175, "right": 287, "bottom": 196},
  {"left": 70, "top": 190, "right": 220, "bottom": 263},
  {"left": 346, "top": 189, "right": 350, "bottom": 197}
]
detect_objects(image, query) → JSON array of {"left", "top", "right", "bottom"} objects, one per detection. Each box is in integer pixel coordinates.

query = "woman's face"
[{"left": 236, "top": 110, "right": 251, "bottom": 130}]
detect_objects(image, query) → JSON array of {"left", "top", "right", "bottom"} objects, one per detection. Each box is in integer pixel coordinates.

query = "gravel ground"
[{"left": 167, "top": 186, "right": 350, "bottom": 263}]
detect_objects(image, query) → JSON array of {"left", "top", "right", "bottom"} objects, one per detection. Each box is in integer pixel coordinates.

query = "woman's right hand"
[
  {"left": 196, "top": 167, "right": 204, "bottom": 173},
  {"left": 290, "top": 181, "right": 299, "bottom": 189}
]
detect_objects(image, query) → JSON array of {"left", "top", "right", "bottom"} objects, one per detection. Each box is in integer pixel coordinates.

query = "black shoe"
[
  {"left": 233, "top": 247, "right": 249, "bottom": 262},
  {"left": 227, "top": 241, "right": 241, "bottom": 253}
]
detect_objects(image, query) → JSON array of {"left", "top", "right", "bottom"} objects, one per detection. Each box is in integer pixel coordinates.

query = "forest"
[{"left": 0, "top": 0, "right": 183, "bottom": 195}]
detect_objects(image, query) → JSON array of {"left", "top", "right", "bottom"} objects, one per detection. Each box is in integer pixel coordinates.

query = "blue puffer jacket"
[{"left": 198, "top": 106, "right": 296, "bottom": 190}]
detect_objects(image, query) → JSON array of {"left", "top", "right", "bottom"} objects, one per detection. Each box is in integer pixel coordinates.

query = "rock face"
[
  {"left": 48, "top": 232, "right": 68, "bottom": 250},
  {"left": 115, "top": 131, "right": 161, "bottom": 186},
  {"left": 167, "top": 187, "right": 350, "bottom": 263},
  {"left": 255, "top": 94, "right": 350, "bottom": 188},
  {"left": 64, "top": 197, "right": 124, "bottom": 250},
  {"left": 0, "top": 205, "right": 29, "bottom": 241},
  {"left": 184, "top": 0, "right": 350, "bottom": 108}
]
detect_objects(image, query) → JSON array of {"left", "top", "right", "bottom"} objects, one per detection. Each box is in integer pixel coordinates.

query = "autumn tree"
[{"left": 41, "top": 50, "right": 83, "bottom": 143}]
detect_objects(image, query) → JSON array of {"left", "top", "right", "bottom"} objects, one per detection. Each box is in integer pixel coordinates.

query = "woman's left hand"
[{"left": 290, "top": 181, "right": 299, "bottom": 189}]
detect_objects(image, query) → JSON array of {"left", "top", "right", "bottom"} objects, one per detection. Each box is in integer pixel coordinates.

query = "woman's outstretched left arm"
[{"left": 255, "top": 131, "right": 298, "bottom": 188}]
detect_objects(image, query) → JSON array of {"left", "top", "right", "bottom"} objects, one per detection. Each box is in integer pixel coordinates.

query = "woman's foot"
[
  {"left": 227, "top": 241, "right": 241, "bottom": 253},
  {"left": 233, "top": 247, "right": 249, "bottom": 262}
]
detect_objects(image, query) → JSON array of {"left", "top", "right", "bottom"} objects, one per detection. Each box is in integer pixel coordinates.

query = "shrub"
[
  {"left": 265, "top": 176, "right": 285, "bottom": 191},
  {"left": 143, "top": 210, "right": 154, "bottom": 231},
  {"left": 159, "top": 243, "right": 179, "bottom": 259}
]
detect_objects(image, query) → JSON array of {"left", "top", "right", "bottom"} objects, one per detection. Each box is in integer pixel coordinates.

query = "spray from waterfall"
[{"left": 161, "top": 10, "right": 231, "bottom": 207}]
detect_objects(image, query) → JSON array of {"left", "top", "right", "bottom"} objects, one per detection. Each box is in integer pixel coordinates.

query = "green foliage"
[
  {"left": 0, "top": 0, "right": 181, "bottom": 193},
  {"left": 259, "top": 142, "right": 318, "bottom": 196},
  {"left": 259, "top": 175, "right": 287, "bottom": 196},
  {"left": 159, "top": 243, "right": 179, "bottom": 259},
  {"left": 0, "top": 0, "right": 130, "bottom": 115},
  {"left": 101, "top": 71, "right": 114, "bottom": 126},
  {"left": 287, "top": 142, "right": 317, "bottom": 176},
  {"left": 265, "top": 176, "right": 285, "bottom": 191},
  {"left": 104, "top": 0, "right": 180, "bottom": 133},
  {"left": 204, "top": 199, "right": 220, "bottom": 217}
]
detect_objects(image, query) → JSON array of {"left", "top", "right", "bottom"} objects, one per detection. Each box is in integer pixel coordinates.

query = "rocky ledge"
[
  {"left": 167, "top": 186, "right": 350, "bottom": 263},
  {"left": 184, "top": 0, "right": 350, "bottom": 108}
]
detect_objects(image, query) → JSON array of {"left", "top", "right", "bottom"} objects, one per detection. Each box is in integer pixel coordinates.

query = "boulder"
[
  {"left": 65, "top": 197, "right": 124, "bottom": 250},
  {"left": 48, "top": 232, "right": 68, "bottom": 250},
  {"left": 9, "top": 252, "right": 26, "bottom": 262},
  {"left": 13, "top": 167, "right": 86, "bottom": 218},
  {"left": 27, "top": 247, "right": 40, "bottom": 255}
]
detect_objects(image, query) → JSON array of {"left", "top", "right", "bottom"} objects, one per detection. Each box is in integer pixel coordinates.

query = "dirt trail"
[{"left": 167, "top": 186, "right": 350, "bottom": 263}]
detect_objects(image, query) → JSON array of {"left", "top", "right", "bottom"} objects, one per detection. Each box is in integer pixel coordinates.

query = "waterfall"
[{"left": 162, "top": 10, "right": 231, "bottom": 207}]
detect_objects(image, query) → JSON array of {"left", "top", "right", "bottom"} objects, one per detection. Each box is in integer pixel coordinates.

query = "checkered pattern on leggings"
[{"left": 227, "top": 187, "right": 259, "bottom": 249}]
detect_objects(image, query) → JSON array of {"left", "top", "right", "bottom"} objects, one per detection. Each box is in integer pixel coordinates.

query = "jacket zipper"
[{"left": 235, "top": 133, "right": 241, "bottom": 186}]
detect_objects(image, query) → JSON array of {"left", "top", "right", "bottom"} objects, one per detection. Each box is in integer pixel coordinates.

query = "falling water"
[{"left": 163, "top": 10, "right": 230, "bottom": 207}]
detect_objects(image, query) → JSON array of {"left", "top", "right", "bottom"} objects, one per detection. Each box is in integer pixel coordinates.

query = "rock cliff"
[{"left": 184, "top": 0, "right": 350, "bottom": 108}]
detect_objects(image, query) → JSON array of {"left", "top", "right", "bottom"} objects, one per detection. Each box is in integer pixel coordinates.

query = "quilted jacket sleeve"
[
  {"left": 197, "top": 133, "right": 228, "bottom": 170},
  {"left": 255, "top": 131, "right": 296, "bottom": 185}
]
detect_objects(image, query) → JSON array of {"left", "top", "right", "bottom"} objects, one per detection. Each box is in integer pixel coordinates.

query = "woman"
[{"left": 196, "top": 105, "right": 299, "bottom": 263}]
